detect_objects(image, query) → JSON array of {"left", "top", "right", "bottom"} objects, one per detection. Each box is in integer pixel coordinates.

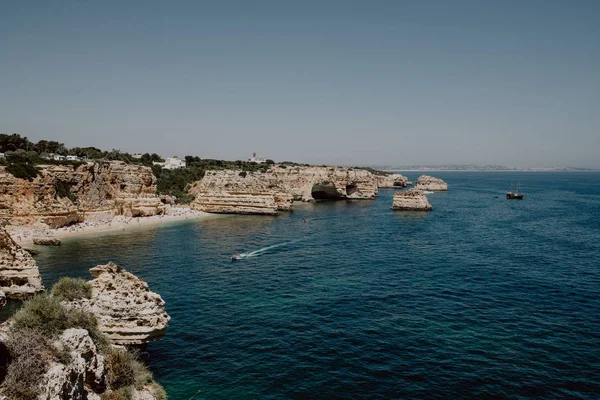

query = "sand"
[{"left": 8, "top": 208, "right": 223, "bottom": 246}]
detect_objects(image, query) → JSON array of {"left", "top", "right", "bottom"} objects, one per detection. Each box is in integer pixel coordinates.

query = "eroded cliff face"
[
  {"left": 0, "top": 229, "right": 44, "bottom": 299},
  {"left": 190, "top": 166, "right": 378, "bottom": 214},
  {"left": 391, "top": 188, "right": 432, "bottom": 211},
  {"left": 377, "top": 174, "right": 409, "bottom": 188},
  {"left": 69, "top": 262, "right": 171, "bottom": 345},
  {"left": 0, "top": 161, "right": 165, "bottom": 228},
  {"left": 415, "top": 175, "right": 448, "bottom": 191}
]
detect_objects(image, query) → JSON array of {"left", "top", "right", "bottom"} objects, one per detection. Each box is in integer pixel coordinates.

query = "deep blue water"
[{"left": 26, "top": 172, "right": 600, "bottom": 399}]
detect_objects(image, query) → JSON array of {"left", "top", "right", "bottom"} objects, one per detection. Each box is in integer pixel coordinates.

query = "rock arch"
[{"left": 311, "top": 182, "right": 343, "bottom": 200}]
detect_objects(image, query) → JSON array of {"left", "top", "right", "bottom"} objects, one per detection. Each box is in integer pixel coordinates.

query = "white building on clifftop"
[
  {"left": 248, "top": 152, "right": 266, "bottom": 164},
  {"left": 153, "top": 156, "right": 186, "bottom": 170}
]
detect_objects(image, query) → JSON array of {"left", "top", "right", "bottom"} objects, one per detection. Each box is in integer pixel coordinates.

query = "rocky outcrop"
[
  {"left": 192, "top": 192, "right": 278, "bottom": 215},
  {"left": 40, "top": 328, "right": 106, "bottom": 399},
  {"left": 190, "top": 166, "right": 379, "bottom": 215},
  {"left": 69, "top": 262, "right": 170, "bottom": 345},
  {"left": 0, "top": 291, "right": 5, "bottom": 309},
  {"left": 377, "top": 174, "right": 409, "bottom": 188},
  {"left": 415, "top": 175, "right": 448, "bottom": 191},
  {"left": 0, "top": 229, "right": 44, "bottom": 299},
  {"left": 392, "top": 189, "right": 432, "bottom": 211},
  {"left": 0, "top": 161, "right": 166, "bottom": 229},
  {"left": 32, "top": 236, "right": 61, "bottom": 246}
]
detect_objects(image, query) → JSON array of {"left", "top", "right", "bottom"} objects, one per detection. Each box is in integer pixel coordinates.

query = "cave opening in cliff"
[
  {"left": 346, "top": 184, "right": 357, "bottom": 196},
  {"left": 311, "top": 183, "right": 343, "bottom": 200}
]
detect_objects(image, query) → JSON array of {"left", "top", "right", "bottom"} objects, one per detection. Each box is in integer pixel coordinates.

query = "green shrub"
[
  {"left": 12, "top": 294, "right": 69, "bottom": 337},
  {"left": 65, "top": 307, "right": 110, "bottom": 350},
  {"left": 53, "top": 180, "right": 77, "bottom": 202},
  {"left": 5, "top": 162, "right": 40, "bottom": 181},
  {"left": 51, "top": 277, "right": 92, "bottom": 301}
]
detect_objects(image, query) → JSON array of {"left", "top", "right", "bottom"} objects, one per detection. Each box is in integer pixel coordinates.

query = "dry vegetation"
[{"left": 0, "top": 278, "right": 167, "bottom": 399}]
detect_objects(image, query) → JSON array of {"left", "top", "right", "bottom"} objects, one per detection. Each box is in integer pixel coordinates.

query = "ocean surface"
[{"left": 21, "top": 172, "right": 600, "bottom": 398}]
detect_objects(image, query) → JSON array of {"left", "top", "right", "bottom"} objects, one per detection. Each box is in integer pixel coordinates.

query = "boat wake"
[
  {"left": 236, "top": 239, "right": 303, "bottom": 259},
  {"left": 423, "top": 191, "right": 434, "bottom": 194}
]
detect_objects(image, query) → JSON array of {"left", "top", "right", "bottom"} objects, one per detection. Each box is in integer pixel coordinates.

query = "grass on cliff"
[
  {"left": 51, "top": 276, "right": 93, "bottom": 301},
  {"left": 103, "top": 347, "right": 167, "bottom": 400}
]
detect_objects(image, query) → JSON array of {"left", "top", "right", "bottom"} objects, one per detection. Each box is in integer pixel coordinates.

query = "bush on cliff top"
[
  {"left": 51, "top": 276, "right": 92, "bottom": 301},
  {"left": 2, "top": 328, "right": 55, "bottom": 400}
]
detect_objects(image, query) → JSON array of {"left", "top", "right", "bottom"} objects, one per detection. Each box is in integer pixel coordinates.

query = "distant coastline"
[{"left": 366, "top": 165, "right": 598, "bottom": 173}]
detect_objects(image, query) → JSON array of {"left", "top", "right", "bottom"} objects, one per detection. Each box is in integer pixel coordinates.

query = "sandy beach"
[{"left": 8, "top": 207, "right": 222, "bottom": 246}]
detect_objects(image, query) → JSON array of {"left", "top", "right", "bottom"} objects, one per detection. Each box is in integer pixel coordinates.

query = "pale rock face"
[
  {"left": 0, "top": 161, "right": 165, "bottom": 228},
  {"left": 39, "top": 328, "right": 106, "bottom": 400},
  {"left": 192, "top": 192, "right": 278, "bottom": 215},
  {"left": 415, "top": 175, "right": 448, "bottom": 191},
  {"left": 69, "top": 262, "right": 170, "bottom": 345},
  {"left": 377, "top": 174, "right": 409, "bottom": 188},
  {"left": 392, "top": 189, "right": 433, "bottom": 211},
  {"left": 190, "top": 166, "right": 379, "bottom": 215},
  {"left": 0, "top": 229, "right": 44, "bottom": 299}
]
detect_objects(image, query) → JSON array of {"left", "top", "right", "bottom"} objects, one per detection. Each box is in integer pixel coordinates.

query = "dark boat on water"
[{"left": 506, "top": 183, "right": 524, "bottom": 200}]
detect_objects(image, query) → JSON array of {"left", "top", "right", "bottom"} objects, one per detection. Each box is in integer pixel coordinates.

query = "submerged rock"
[
  {"left": 69, "top": 262, "right": 170, "bottom": 345},
  {"left": 392, "top": 189, "right": 432, "bottom": 211},
  {"left": 415, "top": 175, "right": 448, "bottom": 191},
  {"left": 0, "top": 229, "right": 44, "bottom": 299}
]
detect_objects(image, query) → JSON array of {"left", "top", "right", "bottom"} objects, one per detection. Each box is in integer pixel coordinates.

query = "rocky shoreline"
[{"left": 0, "top": 231, "right": 170, "bottom": 398}]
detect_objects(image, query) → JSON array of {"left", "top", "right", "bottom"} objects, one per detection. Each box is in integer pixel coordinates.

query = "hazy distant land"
[{"left": 367, "top": 164, "right": 598, "bottom": 172}]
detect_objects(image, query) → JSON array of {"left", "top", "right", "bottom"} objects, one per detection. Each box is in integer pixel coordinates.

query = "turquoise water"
[{"left": 28, "top": 172, "right": 600, "bottom": 399}]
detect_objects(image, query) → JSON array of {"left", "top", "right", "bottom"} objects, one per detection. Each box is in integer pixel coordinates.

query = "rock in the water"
[
  {"left": 23, "top": 247, "right": 40, "bottom": 255},
  {"left": 0, "top": 229, "right": 44, "bottom": 299},
  {"left": 0, "top": 290, "right": 6, "bottom": 309},
  {"left": 415, "top": 175, "right": 448, "bottom": 191},
  {"left": 392, "top": 189, "right": 432, "bottom": 211},
  {"left": 377, "top": 174, "right": 409, "bottom": 188},
  {"left": 69, "top": 262, "right": 170, "bottom": 345},
  {"left": 32, "top": 236, "right": 61, "bottom": 246}
]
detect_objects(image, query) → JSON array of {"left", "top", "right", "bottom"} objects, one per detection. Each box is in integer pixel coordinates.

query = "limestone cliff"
[
  {"left": 190, "top": 166, "right": 378, "bottom": 215},
  {"left": 0, "top": 229, "right": 44, "bottom": 299},
  {"left": 392, "top": 189, "right": 432, "bottom": 211},
  {"left": 415, "top": 175, "right": 448, "bottom": 191},
  {"left": 0, "top": 161, "right": 165, "bottom": 228},
  {"left": 377, "top": 174, "right": 409, "bottom": 188},
  {"left": 69, "top": 262, "right": 170, "bottom": 345},
  {"left": 40, "top": 328, "right": 106, "bottom": 399}
]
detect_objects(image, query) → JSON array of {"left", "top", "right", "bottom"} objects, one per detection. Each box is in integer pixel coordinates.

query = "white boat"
[{"left": 231, "top": 253, "right": 242, "bottom": 261}]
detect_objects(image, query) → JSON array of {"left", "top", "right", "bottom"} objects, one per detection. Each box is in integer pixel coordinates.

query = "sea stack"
[
  {"left": 67, "top": 262, "right": 171, "bottom": 345},
  {"left": 415, "top": 175, "right": 448, "bottom": 191},
  {"left": 391, "top": 189, "right": 432, "bottom": 211},
  {"left": 376, "top": 174, "right": 410, "bottom": 188},
  {"left": 0, "top": 229, "right": 44, "bottom": 299}
]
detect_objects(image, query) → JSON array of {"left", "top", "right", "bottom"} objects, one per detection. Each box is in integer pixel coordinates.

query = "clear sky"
[{"left": 1, "top": 0, "right": 599, "bottom": 168}]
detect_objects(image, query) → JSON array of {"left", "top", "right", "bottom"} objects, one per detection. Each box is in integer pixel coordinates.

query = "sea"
[{"left": 14, "top": 172, "right": 600, "bottom": 399}]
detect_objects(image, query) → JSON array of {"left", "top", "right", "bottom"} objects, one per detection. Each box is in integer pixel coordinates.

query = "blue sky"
[{"left": 1, "top": 0, "right": 599, "bottom": 167}]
